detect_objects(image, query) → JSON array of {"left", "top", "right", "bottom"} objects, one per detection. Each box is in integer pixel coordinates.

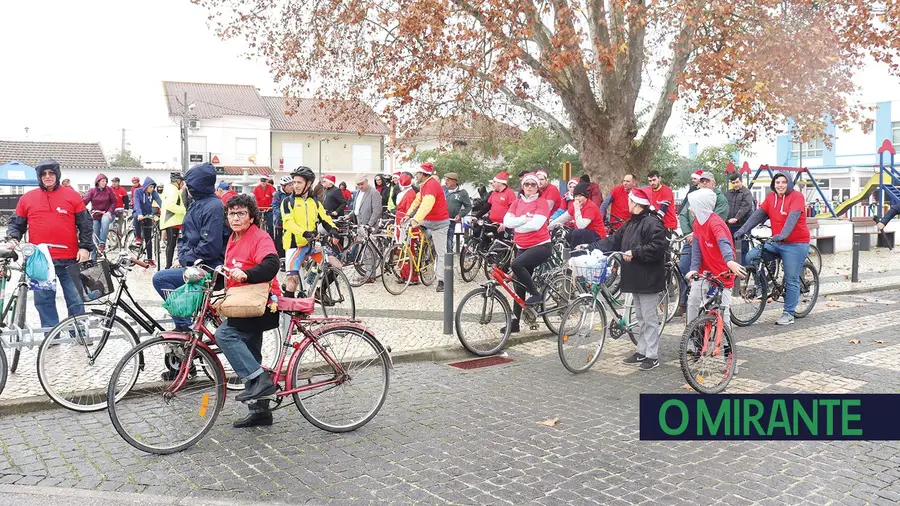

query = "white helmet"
[{"left": 279, "top": 175, "right": 293, "bottom": 186}]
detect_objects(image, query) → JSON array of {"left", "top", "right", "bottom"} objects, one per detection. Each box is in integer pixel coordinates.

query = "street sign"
[
  {"left": 562, "top": 160, "right": 572, "bottom": 181},
  {"left": 189, "top": 154, "right": 203, "bottom": 163},
  {"left": 211, "top": 155, "right": 220, "bottom": 165},
  {"left": 214, "top": 166, "right": 225, "bottom": 175}
]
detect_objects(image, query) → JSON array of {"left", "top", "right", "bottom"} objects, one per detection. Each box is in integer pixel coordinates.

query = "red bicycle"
[
  {"left": 454, "top": 243, "right": 576, "bottom": 356},
  {"left": 107, "top": 263, "right": 391, "bottom": 454}
]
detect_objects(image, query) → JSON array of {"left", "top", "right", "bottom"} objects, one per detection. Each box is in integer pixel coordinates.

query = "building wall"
[
  {"left": 271, "top": 132, "right": 384, "bottom": 180},
  {"left": 185, "top": 116, "right": 272, "bottom": 169}
]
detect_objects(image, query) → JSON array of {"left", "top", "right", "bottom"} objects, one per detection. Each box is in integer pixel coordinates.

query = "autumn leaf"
[
  {"left": 848, "top": 339, "right": 861, "bottom": 344},
  {"left": 681, "top": 384, "right": 694, "bottom": 391},
  {"left": 874, "top": 340, "right": 886, "bottom": 344},
  {"left": 537, "top": 417, "right": 560, "bottom": 427}
]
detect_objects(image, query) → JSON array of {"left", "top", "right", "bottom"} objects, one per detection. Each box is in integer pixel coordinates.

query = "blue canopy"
[{"left": 0, "top": 161, "right": 39, "bottom": 186}]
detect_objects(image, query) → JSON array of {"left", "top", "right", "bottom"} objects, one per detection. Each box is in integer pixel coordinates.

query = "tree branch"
[{"left": 484, "top": 72, "right": 575, "bottom": 146}]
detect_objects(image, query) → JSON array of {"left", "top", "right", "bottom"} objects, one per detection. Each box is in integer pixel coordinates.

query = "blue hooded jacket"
[
  {"left": 179, "top": 163, "right": 225, "bottom": 267},
  {"left": 132, "top": 176, "right": 162, "bottom": 217}
]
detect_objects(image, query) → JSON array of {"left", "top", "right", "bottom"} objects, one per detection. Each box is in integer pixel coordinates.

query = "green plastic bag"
[{"left": 162, "top": 275, "right": 209, "bottom": 318}]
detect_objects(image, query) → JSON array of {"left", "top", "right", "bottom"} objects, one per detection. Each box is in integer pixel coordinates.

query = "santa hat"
[
  {"left": 418, "top": 162, "right": 435, "bottom": 175},
  {"left": 535, "top": 170, "right": 549, "bottom": 179},
  {"left": 323, "top": 175, "right": 336, "bottom": 184},
  {"left": 521, "top": 172, "right": 540, "bottom": 186},
  {"left": 691, "top": 170, "right": 703, "bottom": 181},
  {"left": 568, "top": 178, "right": 579, "bottom": 187},
  {"left": 492, "top": 171, "right": 509, "bottom": 185},
  {"left": 629, "top": 187, "right": 652, "bottom": 207},
  {"left": 399, "top": 174, "right": 412, "bottom": 188}
]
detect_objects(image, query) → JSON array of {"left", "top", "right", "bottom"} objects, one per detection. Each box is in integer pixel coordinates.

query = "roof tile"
[
  {"left": 262, "top": 96, "right": 388, "bottom": 135},
  {"left": 0, "top": 141, "right": 109, "bottom": 170},
  {"left": 162, "top": 81, "right": 269, "bottom": 119}
]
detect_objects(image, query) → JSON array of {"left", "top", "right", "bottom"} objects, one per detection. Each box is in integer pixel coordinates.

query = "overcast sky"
[{"left": 3, "top": 0, "right": 900, "bottom": 166}]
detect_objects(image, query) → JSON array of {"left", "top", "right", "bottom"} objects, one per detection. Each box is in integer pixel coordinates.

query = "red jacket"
[
  {"left": 606, "top": 185, "right": 631, "bottom": 229},
  {"left": 647, "top": 184, "right": 677, "bottom": 229},
  {"left": 506, "top": 196, "right": 551, "bottom": 249},
  {"left": 253, "top": 184, "right": 275, "bottom": 209},
  {"left": 13, "top": 186, "right": 90, "bottom": 260},
  {"left": 111, "top": 186, "right": 128, "bottom": 209}
]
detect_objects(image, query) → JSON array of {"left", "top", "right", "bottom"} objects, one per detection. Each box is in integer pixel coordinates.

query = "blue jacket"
[
  {"left": 179, "top": 163, "right": 225, "bottom": 267},
  {"left": 272, "top": 189, "right": 292, "bottom": 228},
  {"left": 132, "top": 176, "right": 161, "bottom": 217}
]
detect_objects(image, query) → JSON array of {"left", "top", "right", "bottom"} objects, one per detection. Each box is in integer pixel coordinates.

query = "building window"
[
  {"left": 235, "top": 138, "right": 257, "bottom": 157},
  {"left": 790, "top": 139, "right": 823, "bottom": 158},
  {"left": 893, "top": 122, "right": 900, "bottom": 145},
  {"left": 352, "top": 144, "right": 373, "bottom": 172},
  {"left": 282, "top": 143, "right": 304, "bottom": 172}
]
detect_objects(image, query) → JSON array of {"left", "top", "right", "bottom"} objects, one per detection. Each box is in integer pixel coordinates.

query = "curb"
[
  {"left": 820, "top": 282, "right": 900, "bottom": 297},
  {"left": 0, "top": 484, "right": 284, "bottom": 506}
]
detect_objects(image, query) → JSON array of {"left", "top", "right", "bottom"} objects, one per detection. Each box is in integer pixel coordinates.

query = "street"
[{"left": 1, "top": 287, "right": 899, "bottom": 505}]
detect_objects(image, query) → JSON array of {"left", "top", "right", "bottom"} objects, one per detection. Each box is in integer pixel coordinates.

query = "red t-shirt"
[
  {"left": 566, "top": 200, "right": 607, "bottom": 238},
  {"left": 419, "top": 176, "right": 450, "bottom": 221},
  {"left": 761, "top": 190, "right": 810, "bottom": 243},
  {"left": 693, "top": 214, "right": 737, "bottom": 289},
  {"left": 220, "top": 190, "right": 238, "bottom": 206},
  {"left": 14, "top": 186, "right": 86, "bottom": 260},
  {"left": 111, "top": 186, "right": 128, "bottom": 209},
  {"left": 224, "top": 224, "right": 282, "bottom": 297},
  {"left": 608, "top": 185, "right": 631, "bottom": 229},
  {"left": 253, "top": 184, "right": 275, "bottom": 209},
  {"left": 648, "top": 184, "right": 677, "bottom": 229},
  {"left": 542, "top": 184, "right": 563, "bottom": 216},
  {"left": 507, "top": 197, "right": 551, "bottom": 249},
  {"left": 488, "top": 187, "right": 516, "bottom": 223}
]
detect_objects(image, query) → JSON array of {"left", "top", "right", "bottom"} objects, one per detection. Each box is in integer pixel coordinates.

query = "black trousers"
[
  {"left": 570, "top": 229, "right": 600, "bottom": 248},
  {"left": 165, "top": 227, "right": 180, "bottom": 269},
  {"left": 510, "top": 243, "right": 552, "bottom": 319}
]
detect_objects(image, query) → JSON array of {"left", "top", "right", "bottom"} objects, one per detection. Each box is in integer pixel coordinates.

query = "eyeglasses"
[
  {"left": 227, "top": 211, "right": 249, "bottom": 219},
  {"left": 40, "top": 170, "right": 55, "bottom": 177},
  {"left": 523, "top": 182, "right": 538, "bottom": 188}
]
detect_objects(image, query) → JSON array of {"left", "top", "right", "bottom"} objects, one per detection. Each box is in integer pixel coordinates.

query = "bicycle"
[
  {"left": 382, "top": 226, "right": 436, "bottom": 295},
  {"left": 662, "top": 234, "right": 690, "bottom": 323},
  {"left": 730, "top": 235, "right": 820, "bottom": 327},
  {"left": 0, "top": 242, "right": 31, "bottom": 395},
  {"left": 107, "top": 265, "right": 391, "bottom": 454},
  {"left": 458, "top": 218, "right": 510, "bottom": 283},
  {"left": 290, "top": 237, "right": 356, "bottom": 318},
  {"left": 334, "top": 217, "right": 393, "bottom": 287},
  {"left": 130, "top": 215, "right": 162, "bottom": 271},
  {"left": 679, "top": 271, "right": 738, "bottom": 394},
  {"left": 556, "top": 252, "right": 668, "bottom": 374},
  {"left": 106, "top": 208, "right": 130, "bottom": 253},
  {"left": 454, "top": 246, "right": 577, "bottom": 356}
]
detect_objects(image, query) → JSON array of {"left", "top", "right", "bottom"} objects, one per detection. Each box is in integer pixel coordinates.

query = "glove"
[{"left": 302, "top": 231, "right": 317, "bottom": 241}]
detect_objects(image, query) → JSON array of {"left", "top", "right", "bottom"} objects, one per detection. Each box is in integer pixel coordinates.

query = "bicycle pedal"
[{"left": 241, "top": 394, "right": 277, "bottom": 404}]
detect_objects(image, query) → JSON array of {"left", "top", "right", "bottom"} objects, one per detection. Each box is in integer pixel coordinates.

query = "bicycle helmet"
[
  {"left": 170, "top": 172, "right": 184, "bottom": 182},
  {"left": 279, "top": 175, "right": 293, "bottom": 186},
  {"left": 290, "top": 166, "right": 316, "bottom": 183}
]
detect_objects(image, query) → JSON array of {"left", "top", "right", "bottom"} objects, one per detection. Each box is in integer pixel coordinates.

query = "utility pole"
[{"left": 181, "top": 92, "right": 190, "bottom": 173}]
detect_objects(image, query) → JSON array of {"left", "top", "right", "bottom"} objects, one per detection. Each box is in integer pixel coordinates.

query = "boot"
[
  {"left": 235, "top": 373, "right": 276, "bottom": 402},
  {"left": 500, "top": 319, "right": 520, "bottom": 335},
  {"left": 233, "top": 403, "right": 273, "bottom": 428}
]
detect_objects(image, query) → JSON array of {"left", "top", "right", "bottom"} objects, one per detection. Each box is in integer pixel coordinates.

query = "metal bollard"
[
  {"left": 444, "top": 252, "right": 454, "bottom": 335},
  {"left": 851, "top": 234, "right": 860, "bottom": 283}
]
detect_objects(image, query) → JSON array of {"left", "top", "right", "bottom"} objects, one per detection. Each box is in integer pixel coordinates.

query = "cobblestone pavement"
[
  {"left": 0, "top": 288, "right": 899, "bottom": 504},
  {"left": 2, "top": 248, "right": 900, "bottom": 404}
]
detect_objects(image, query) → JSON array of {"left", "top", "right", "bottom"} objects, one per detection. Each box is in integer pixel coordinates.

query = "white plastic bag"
[{"left": 568, "top": 250, "right": 608, "bottom": 284}]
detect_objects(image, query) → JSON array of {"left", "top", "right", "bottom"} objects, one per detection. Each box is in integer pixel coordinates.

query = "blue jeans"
[
  {"left": 90, "top": 214, "right": 112, "bottom": 260},
  {"left": 33, "top": 259, "right": 85, "bottom": 329},
  {"left": 215, "top": 319, "right": 264, "bottom": 381},
  {"left": 746, "top": 242, "right": 810, "bottom": 315},
  {"left": 152, "top": 267, "right": 192, "bottom": 328}
]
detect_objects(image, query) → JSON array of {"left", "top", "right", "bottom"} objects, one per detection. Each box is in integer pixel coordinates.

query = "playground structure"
[{"left": 737, "top": 162, "right": 837, "bottom": 217}]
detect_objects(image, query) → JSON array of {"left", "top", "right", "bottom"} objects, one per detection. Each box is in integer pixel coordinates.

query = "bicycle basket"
[
  {"left": 161, "top": 275, "right": 209, "bottom": 318},
  {"left": 569, "top": 253, "right": 608, "bottom": 285},
  {"left": 66, "top": 260, "right": 114, "bottom": 302}
]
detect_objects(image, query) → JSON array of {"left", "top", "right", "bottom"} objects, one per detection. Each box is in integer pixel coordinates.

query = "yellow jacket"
[
  {"left": 159, "top": 185, "right": 186, "bottom": 230},
  {"left": 282, "top": 194, "right": 335, "bottom": 250}
]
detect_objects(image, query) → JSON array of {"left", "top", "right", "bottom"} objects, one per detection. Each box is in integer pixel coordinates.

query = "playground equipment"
[
  {"left": 744, "top": 163, "right": 837, "bottom": 218},
  {"left": 876, "top": 140, "right": 900, "bottom": 221}
]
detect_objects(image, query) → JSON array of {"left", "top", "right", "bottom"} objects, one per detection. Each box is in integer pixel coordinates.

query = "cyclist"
[
  {"left": 82, "top": 173, "right": 117, "bottom": 258},
  {"left": 160, "top": 172, "right": 187, "bottom": 269},
  {"left": 733, "top": 171, "right": 810, "bottom": 326},
  {"left": 321, "top": 175, "right": 347, "bottom": 218},
  {"left": 600, "top": 174, "right": 636, "bottom": 231},
  {"left": 535, "top": 169, "right": 563, "bottom": 216},
  {"left": 403, "top": 163, "right": 451, "bottom": 293},
  {"left": 216, "top": 182, "right": 238, "bottom": 205},
  {"left": 394, "top": 174, "right": 421, "bottom": 285},
  {"left": 501, "top": 172, "right": 553, "bottom": 334},
  {"left": 282, "top": 166, "right": 336, "bottom": 295},
  {"left": 132, "top": 177, "right": 162, "bottom": 265},
  {"left": 646, "top": 170, "right": 677, "bottom": 238},
  {"left": 471, "top": 171, "right": 516, "bottom": 242},
  {"left": 252, "top": 176, "right": 276, "bottom": 235},
  {"left": 549, "top": 181, "right": 607, "bottom": 247},
  {"left": 552, "top": 178, "right": 579, "bottom": 221},
  {"left": 683, "top": 188, "right": 747, "bottom": 328},
  {"left": 272, "top": 175, "right": 294, "bottom": 258},
  {"left": 581, "top": 187, "right": 667, "bottom": 371}
]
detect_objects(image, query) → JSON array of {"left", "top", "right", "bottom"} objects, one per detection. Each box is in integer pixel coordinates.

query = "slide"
[{"left": 817, "top": 174, "right": 893, "bottom": 218}]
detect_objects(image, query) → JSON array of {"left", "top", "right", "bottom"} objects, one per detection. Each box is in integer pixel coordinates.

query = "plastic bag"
[
  {"left": 25, "top": 246, "right": 52, "bottom": 281},
  {"left": 162, "top": 275, "right": 209, "bottom": 318},
  {"left": 569, "top": 250, "right": 608, "bottom": 284}
]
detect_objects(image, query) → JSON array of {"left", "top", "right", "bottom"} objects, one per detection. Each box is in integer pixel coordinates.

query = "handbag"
[{"left": 212, "top": 281, "right": 272, "bottom": 318}]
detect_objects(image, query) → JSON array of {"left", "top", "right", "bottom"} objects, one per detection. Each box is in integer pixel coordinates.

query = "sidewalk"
[{"left": 1, "top": 247, "right": 898, "bottom": 408}]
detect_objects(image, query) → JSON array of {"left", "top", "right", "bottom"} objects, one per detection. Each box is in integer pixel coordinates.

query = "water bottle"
[
  {"left": 706, "top": 284, "right": 717, "bottom": 298},
  {"left": 305, "top": 264, "right": 318, "bottom": 288}
]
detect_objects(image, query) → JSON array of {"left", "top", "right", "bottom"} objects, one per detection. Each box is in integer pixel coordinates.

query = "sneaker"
[
  {"left": 500, "top": 319, "right": 520, "bottom": 334},
  {"left": 640, "top": 358, "right": 660, "bottom": 371},
  {"left": 776, "top": 313, "right": 795, "bottom": 326},
  {"left": 436, "top": 281, "right": 444, "bottom": 293},
  {"left": 622, "top": 353, "right": 645, "bottom": 366}
]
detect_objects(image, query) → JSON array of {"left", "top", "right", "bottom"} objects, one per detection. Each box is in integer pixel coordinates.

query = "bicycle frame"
[
  {"left": 270, "top": 317, "right": 363, "bottom": 397},
  {"left": 487, "top": 264, "right": 565, "bottom": 318}
]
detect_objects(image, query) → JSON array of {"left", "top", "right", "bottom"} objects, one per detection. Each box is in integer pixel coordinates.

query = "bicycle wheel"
[
  {"left": 419, "top": 239, "right": 437, "bottom": 286},
  {"left": 292, "top": 325, "right": 390, "bottom": 432},
  {"left": 558, "top": 295, "right": 607, "bottom": 374},
  {"left": 153, "top": 228, "right": 162, "bottom": 272},
  {"left": 382, "top": 245, "right": 412, "bottom": 295},
  {"left": 807, "top": 244, "right": 822, "bottom": 275},
  {"left": 344, "top": 240, "right": 379, "bottom": 287},
  {"left": 107, "top": 228, "right": 122, "bottom": 253},
  {"left": 680, "top": 313, "right": 736, "bottom": 394},
  {"left": 0, "top": 347, "right": 7, "bottom": 397},
  {"left": 107, "top": 337, "right": 226, "bottom": 455},
  {"left": 37, "top": 311, "right": 140, "bottom": 412},
  {"left": 664, "top": 266, "right": 682, "bottom": 324},
  {"left": 794, "top": 263, "right": 819, "bottom": 318},
  {"left": 318, "top": 266, "right": 355, "bottom": 318},
  {"left": 730, "top": 267, "right": 767, "bottom": 327},
  {"left": 10, "top": 284, "right": 26, "bottom": 373},
  {"left": 455, "top": 286, "right": 512, "bottom": 356},
  {"left": 125, "top": 230, "right": 143, "bottom": 258},
  {"left": 604, "top": 254, "right": 622, "bottom": 302},
  {"left": 459, "top": 238, "right": 482, "bottom": 282},
  {"left": 541, "top": 272, "right": 577, "bottom": 335}
]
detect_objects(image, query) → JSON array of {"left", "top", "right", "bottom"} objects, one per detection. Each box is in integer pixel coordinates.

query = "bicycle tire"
[
  {"left": 558, "top": 295, "right": 607, "bottom": 374},
  {"left": 807, "top": 244, "right": 822, "bottom": 275},
  {"left": 37, "top": 311, "right": 140, "bottom": 412},
  {"left": 455, "top": 286, "right": 512, "bottom": 356},
  {"left": 0, "top": 346, "right": 7, "bottom": 398},
  {"left": 107, "top": 337, "right": 226, "bottom": 455},
  {"left": 318, "top": 266, "right": 355, "bottom": 318},
  {"left": 419, "top": 239, "right": 436, "bottom": 286},
  {"left": 9, "top": 284, "right": 27, "bottom": 374},
  {"left": 154, "top": 228, "right": 161, "bottom": 272},
  {"left": 541, "top": 272, "right": 577, "bottom": 336},
  {"left": 794, "top": 263, "right": 819, "bottom": 318},
  {"left": 664, "top": 266, "right": 682, "bottom": 324},
  {"left": 680, "top": 313, "right": 736, "bottom": 394},
  {"left": 459, "top": 238, "right": 482, "bottom": 282},
  {"left": 730, "top": 267, "right": 767, "bottom": 327},
  {"left": 382, "top": 245, "right": 412, "bottom": 295},
  {"left": 344, "top": 240, "right": 377, "bottom": 287},
  {"left": 292, "top": 325, "right": 390, "bottom": 432}
]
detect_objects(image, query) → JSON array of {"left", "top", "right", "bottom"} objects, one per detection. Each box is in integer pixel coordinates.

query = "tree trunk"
[{"left": 575, "top": 125, "right": 642, "bottom": 192}]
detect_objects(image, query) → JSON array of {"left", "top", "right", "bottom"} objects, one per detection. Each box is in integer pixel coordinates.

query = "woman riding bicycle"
[
  {"left": 215, "top": 193, "right": 282, "bottom": 428},
  {"left": 549, "top": 181, "right": 607, "bottom": 248},
  {"left": 733, "top": 172, "right": 809, "bottom": 326},
  {"left": 502, "top": 172, "right": 552, "bottom": 334}
]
